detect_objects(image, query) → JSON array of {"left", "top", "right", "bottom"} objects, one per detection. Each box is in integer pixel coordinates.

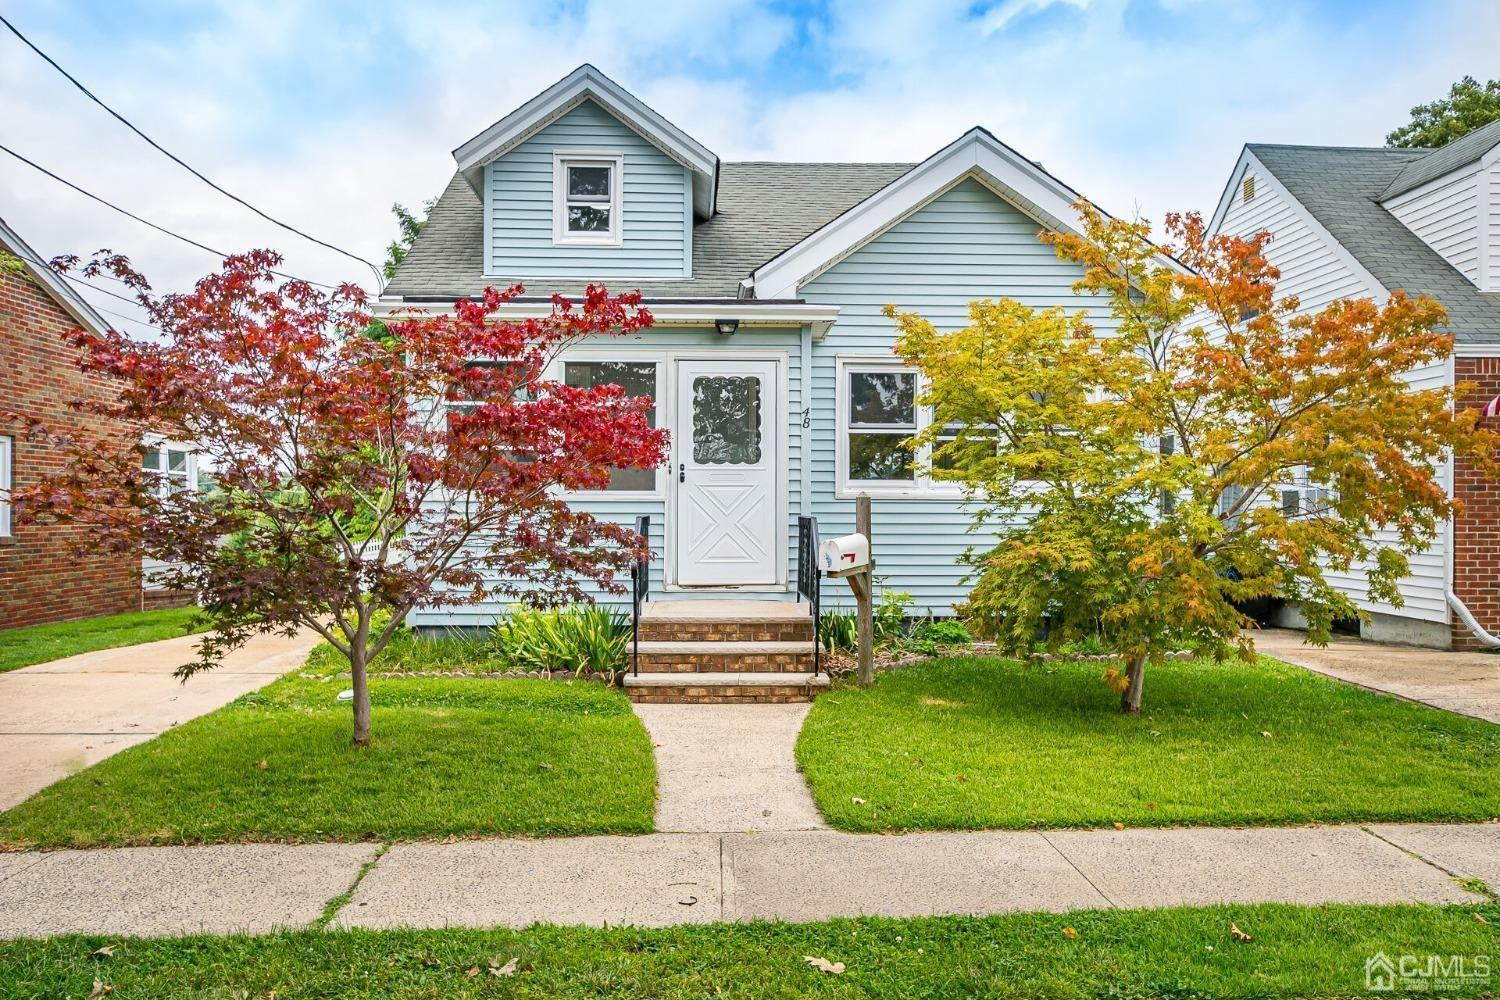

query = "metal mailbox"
[{"left": 819, "top": 533, "right": 870, "bottom": 573}]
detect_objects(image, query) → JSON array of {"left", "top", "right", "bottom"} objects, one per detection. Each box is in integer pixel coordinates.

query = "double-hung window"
[
  {"left": 141, "top": 440, "right": 195, "bottom": 498},
  {"left": 837, "top": 359, "right": 960, "bottom": 497},
  {"left": 553, "top": 153, "right": 623, "bottom": 246},
  {"left": 562, "top": 359, "right": 661, "bottom": 493},
  {"left": 0, "top": 435, "right": 11, "bottom": 537}
]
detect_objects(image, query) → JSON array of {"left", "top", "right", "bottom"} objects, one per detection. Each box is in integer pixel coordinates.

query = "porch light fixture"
[{"left": 714, "top": 318, "right": 739, "bottom": 337}]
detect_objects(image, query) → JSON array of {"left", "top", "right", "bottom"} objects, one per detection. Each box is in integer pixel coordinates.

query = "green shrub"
[
  {"left": 875, "top": 589, "right": 913, "bottom": 646},
  {"left": 910, "top": 617, "right": 972, "bottom": 649},
  {"left": 819, "top": 609, "right": 858, "bottom": 652},
  {"left": 490, "top": 605, "right": 628, "bottom": 675}
]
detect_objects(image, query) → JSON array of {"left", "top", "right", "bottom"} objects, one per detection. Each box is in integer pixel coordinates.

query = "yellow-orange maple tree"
[{"left": 889, "top": 203, "right": 1498, "bottom": 712}]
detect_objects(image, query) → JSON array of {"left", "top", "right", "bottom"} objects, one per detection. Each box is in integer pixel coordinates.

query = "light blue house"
[{"left": 377, "top": 64, "right": 1132, "bottom": 636}]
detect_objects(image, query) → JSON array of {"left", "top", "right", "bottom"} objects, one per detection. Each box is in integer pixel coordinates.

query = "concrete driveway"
[
  {"left": 1253, "top": 627, "right": 1500, "bottom": 723},
  {"left": 0, "top": 629, "right": 317, "bottom": 810}
]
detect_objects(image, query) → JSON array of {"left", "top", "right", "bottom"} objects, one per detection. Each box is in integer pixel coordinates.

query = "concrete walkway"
[
  {"left": 632, "top": 703, "right": 827, "bottom": 832},
  {"left": 0, "top": 629, "right": 317, "bottom": 809},
  {"left": 1254, "top": 628, "right": 1500, "bottom": 723},
  {"left": 0, "top": 822, "right": 1494, "bottom": 937}
]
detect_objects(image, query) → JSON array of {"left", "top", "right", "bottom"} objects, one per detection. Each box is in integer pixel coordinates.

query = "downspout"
[
  {"left": 1447, "top": 589, "right": 1500, "bottom": 647},
  {"left": 1446, "top": 351, "right": 1500, "bottom": 647}
]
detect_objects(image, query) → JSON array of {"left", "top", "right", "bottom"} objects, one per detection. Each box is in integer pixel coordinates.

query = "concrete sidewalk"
[
  {"left": 1254, "top": 628, "right": 1500, "bottom": 723},
  {"left": 0, "top": 629, "right": 317, "bottom": 809},
  {"left": 1, "top": 822, "right": 1494, "bottom": 938}
]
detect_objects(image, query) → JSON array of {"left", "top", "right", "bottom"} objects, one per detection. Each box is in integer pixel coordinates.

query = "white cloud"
[{"left": 1, "top": 0, "right": 1496, "bottom": 334}]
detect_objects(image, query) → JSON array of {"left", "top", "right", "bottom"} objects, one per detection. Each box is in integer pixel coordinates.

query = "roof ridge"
[
  {"left": 724, "top": 160, "right": 918, "bottom": 167},
  {"left": 1249, "top": 141, "right": 1430, "bottom": 154}
]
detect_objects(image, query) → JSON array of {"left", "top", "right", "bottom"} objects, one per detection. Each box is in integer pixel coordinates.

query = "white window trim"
[
  {"left": 141, "top": 437, "right": 198, "bottom": 499},
  {"left": 550, "top": 352, "right": 665, "bottom": 500},
  {"left": 0, "top": 434, "right": 12, "bottom": 537},
  {"left": 552, "top": 151, "right": 624, "bottom": 248},
  {"left": 835, "top": 356, "right": 963, "bottom": 500}
]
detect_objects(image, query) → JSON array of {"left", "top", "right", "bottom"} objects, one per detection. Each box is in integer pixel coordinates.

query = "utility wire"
[
  {"left": 0, "top": 11, "right": 385, "bottom": 289},
  {"left": 6, "top": 241, "right": 166, "bottom": 332},
  {"left": 0, "top": 142, "right": 338, "bottom": 290}
]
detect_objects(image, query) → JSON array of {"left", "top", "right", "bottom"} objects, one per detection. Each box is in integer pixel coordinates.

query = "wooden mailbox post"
[{"left": 825, "top": 493, "right": 875, "bottom": 687}]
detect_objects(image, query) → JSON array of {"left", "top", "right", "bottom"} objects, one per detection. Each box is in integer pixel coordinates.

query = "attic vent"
[{"left": 1242, "top": 175, "right": 1256, "bottom": 202}]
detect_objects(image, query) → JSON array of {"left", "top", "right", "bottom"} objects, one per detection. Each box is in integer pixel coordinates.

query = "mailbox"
[{"left": 819, "top": 533, "right": 870, "bottom": 573}]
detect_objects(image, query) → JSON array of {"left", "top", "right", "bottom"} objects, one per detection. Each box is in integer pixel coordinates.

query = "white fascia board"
[
  {"left": 0, "top": 215, "right": 110, "bottom": 335},
  {"left": 1205, "top": 147, "right": 1254, "bottom": 236},
  {"left": 372, "top": 298, "right": 840, "bottom": 339},
  {"left": 748, "top": 128, "right": 1188, "bottom": 300},
  {"left": 1240, "top": 150, "right": 1388, "bottom": 301},
  {"left": 452, "top": 64, "right": 718, "bottom": 218}
]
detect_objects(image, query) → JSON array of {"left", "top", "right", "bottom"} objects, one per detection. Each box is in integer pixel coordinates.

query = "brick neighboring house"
[{"left": 0, "top": 215, "right": 141, "bottom": 629}]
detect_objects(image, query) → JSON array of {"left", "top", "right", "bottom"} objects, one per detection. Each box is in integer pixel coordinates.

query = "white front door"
[{"left": 674, "top": 359, "right": 778, "bottom": 586}]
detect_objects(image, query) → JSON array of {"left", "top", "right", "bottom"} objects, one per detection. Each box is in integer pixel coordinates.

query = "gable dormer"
[
  {"left": 1380, "top": 120, "right": 1500, "bottom": 293},
  {"left": 452, "top": 65, "right": 717, "bottom": 281}
]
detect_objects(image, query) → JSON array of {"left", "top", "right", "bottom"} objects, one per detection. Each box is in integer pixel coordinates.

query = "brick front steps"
[{"left": 624, "top": 600, "right": 826, "bottom": 703}]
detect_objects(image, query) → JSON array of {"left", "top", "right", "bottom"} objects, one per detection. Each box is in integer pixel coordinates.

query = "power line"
[
  {"left": 5, "top": 241, "right": 166, "bottom": 332},
  {"left": 0, "top": 141, "right": 337, "bottom": 290},
  {"left": 0, "top": 11, "right": 385, "bottom": 289}
]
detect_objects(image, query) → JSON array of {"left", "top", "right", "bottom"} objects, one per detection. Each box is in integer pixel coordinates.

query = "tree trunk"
[
  {"left": 1120, "top": 653, "right": 1146, "bottom": 714},
  {"left": 351, "top": 643, "right": 372, "bottom": 747}
]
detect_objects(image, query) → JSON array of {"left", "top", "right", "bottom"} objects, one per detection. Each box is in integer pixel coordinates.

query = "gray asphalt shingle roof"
[
  {"left": 1249, "top": 142, "right": 1500, "bottom": 343},
  {"left": 1380, "top": 119, "right": 1500, "bottom": 200},
  {"left": 385, "top": 161, "right": 915, "bottom": 301}
]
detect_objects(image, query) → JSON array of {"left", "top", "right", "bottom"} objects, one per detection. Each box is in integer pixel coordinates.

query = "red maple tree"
[{"left": 9, "top": 250, "right": 667, "bottom": 744}]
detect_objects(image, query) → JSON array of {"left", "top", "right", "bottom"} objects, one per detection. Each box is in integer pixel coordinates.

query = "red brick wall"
[
  {"left": 0, "top": 265, "right": 140, "bottom": 629},
  {"left": 1451, "top": 357, "right": 1500, "bottom": 650}
]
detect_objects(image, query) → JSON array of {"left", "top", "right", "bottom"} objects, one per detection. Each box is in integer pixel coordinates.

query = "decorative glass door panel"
[{"left": 675, "top": 360, "right": 778, "bottom": 586}]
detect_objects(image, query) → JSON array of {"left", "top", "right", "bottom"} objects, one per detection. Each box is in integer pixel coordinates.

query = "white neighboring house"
[
  {"left": 1203, "top": 120, "right": 1500, "bottom": 649},
  {"left": 139, "top": 434, "right": 201, "bottom": 609}
]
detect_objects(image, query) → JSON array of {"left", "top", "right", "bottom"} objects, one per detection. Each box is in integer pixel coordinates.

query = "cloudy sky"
[{"left": 1, "top": 0, "right": 1495, "bottom": 335}]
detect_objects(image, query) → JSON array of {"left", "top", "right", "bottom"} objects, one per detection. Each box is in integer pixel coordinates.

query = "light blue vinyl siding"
[
  {"left": 801, "top": 176, "right": 1118, "bottom": 616},
  {"left": 409, "top": 328, "right": 804, "bottom": 628},
  {"left": 485, "top": 99, "right": 691, "bottom": 279}
]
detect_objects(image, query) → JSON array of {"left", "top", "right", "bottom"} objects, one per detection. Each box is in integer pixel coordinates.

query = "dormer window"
[{"left": 554, "top": 153, "right": 623, "bottom": 247}]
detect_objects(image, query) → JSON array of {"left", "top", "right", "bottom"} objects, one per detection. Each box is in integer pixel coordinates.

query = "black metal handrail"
[
  {"left": 630, "top": 514, "right": 650, "bottom": 676},
  {"left": 797, "top": 515, "right": 820, "bottom": 676}
]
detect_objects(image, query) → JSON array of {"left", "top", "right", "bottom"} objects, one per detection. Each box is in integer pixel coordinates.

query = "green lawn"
[
  {"left": 0, "top": 652, "right": 656, "bottom": 849},
  {"left": 797, "top": 656, "right": 1500, "bottom": 833},
  {"left": 2, "top": 904, "right": 1495, "bottom": 998},
  {"left": 0, "top": 606, "right": 205, "bottom": 672}
]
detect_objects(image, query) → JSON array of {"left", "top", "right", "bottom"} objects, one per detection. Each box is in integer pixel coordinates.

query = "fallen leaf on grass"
[
  {"left": 1112, "top": 822, "right": 1125, "bottom": 831},
  {"left": 1230, "top": 923, "right": 1253, "bottom": 942},
  {"left": 1062, "top": 927, "right": 1078, "bottom": 939},
  {"left": 490, "top": 958, "right": 518, "bottom": 977},
  {"left": 467, "top": 966, "right": 479, "bottom": 978},
  {"left": 1259, "top": 731, "right": 1271, "bottom": 738},
  {"left": 954, "top": 774, "right": 968, "bottom": 783},
  {"left": 89, "top": 944, "right": 117, "bottom": 959},
  {"left": 851, "top": 796, "right": 866, "bottom": 804},
  {"left": 254, "top": 759, "right": 269, "bottom": 771},
  {"left": 1476, "top": 913, "right": 1490, "bottom": 925},
  {"left": 804, "top": 956, "right": 845, "bottom": 974},
  {"left": 88, "top": 981, "right": 112, "bottom": 998}
]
